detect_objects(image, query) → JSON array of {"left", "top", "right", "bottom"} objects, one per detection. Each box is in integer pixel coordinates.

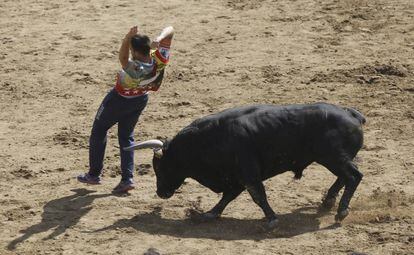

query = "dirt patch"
[
  {"left": 226, "top": 0, "right": 265, "bottom": 10},
  {"left": 309, "top": 63, "right": 412, "bottom": 84},
  {"left": 52, "top": 128, "right": 89, "bottom": 149}
]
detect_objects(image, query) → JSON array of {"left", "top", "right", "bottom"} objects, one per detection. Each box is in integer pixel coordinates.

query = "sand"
[{"left": 1, "top": 0, "right": 413, "bottom": 254}]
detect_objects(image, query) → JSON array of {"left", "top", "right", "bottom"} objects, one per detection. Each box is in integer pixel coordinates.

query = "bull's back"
[
  {"left": 189, "top": 103, "right": 363, "bottom": 162},
  {"left": 192, "top": 103, "right": 359, "bottom": 139}
]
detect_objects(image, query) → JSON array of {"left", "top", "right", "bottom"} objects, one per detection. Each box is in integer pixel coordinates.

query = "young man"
[{"left": 77, "top": 25, "right": 174, "bottom": 193}]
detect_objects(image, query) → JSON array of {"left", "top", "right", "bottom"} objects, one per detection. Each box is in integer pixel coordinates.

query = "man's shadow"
[
  {"left": 8, "top": 188, "right": 110, "bottom": 250},
  {"left": 92, "top": 205, "right": 339, "bottom": 240}
]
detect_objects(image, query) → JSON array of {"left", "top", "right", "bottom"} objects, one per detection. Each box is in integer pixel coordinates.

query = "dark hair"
[{"left": 130, "top": 34, "right": 151, "bottom": 56}]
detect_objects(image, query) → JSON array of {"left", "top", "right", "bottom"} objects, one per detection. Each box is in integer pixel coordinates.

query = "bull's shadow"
[
  {"left": 93, "top": 206, "right": 339, "bottom": 240},
  {"left": 8, "top": 188, "right": 110, "bottom": 250}
]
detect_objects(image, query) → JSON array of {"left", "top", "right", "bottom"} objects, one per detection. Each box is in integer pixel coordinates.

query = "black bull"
[{"left": 125, "top": 103, "right": 366, "bottom": 228}]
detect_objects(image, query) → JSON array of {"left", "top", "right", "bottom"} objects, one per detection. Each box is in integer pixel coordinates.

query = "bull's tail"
[{"left": 343, "top": 107, "right": 366, "bottom": 125}]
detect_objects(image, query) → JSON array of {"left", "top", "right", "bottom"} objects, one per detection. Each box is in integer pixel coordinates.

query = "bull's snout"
[{"left": 157, "top": 190, "right": 174, "bottom": 199}]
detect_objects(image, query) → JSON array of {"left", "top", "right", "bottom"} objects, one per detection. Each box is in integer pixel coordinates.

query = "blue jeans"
[{"left": 88, "top": 89, "right": 148, "bottom": 181}]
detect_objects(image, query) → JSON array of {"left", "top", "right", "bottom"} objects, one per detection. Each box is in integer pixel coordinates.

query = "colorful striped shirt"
[{"left": 115, "top": 46, "right": 170, "bottom": 98}]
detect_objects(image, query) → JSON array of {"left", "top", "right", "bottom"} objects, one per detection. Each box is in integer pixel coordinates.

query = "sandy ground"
[{"left": 1, "top": 0, "right": 414, "bottom": 254}]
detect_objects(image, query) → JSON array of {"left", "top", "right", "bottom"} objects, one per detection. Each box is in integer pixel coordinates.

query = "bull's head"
[{"left": 124, "top": 139, "right": 184, "bottom": 199}]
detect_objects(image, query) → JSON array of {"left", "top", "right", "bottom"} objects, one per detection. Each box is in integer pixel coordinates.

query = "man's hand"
[
  {"left": 153, "top": 26, "right": 174, "bottom": 49},
  {"left": 125, "top": 26, "right": 138, "bottom": 39},
  {"left": 156, "top": 26, "right": 174, "bottom": 42}
]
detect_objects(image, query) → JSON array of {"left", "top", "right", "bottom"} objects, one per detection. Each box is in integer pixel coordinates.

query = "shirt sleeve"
[
  {"left": 153, "top": 47, "right": 170, "bottom": 71},
  {"left": 153, "top": 36, "right": 172, "bottom": 68}
]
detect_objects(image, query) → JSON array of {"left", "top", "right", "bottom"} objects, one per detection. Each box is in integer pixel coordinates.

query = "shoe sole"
[
  {"left": 77, "top": 178, "right": 101, "bottom": 185},
  {"left": 113, "top": 185, "right": 135, "bottom": 193}
]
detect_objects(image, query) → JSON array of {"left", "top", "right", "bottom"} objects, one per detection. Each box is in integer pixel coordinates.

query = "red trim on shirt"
[
  {"left": 155, "top": 50, "right": 169, "bottom": 64},
  {"left": 159, "top": 38, "right": 172, "bottom": 48},
  {"left": 114, "top": 73, "right": 160, "bottom": 97},
  {"left": 115, "top": 74, "right": 147, "bottom": 97}
]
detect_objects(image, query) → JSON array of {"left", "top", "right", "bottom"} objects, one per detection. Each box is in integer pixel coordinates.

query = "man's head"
[{"left": 130, "top": 34, "right": 151, "bottom": 60}]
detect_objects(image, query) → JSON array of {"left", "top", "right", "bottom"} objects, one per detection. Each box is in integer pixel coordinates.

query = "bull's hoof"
[
  {"left": 186, "top": 209, "right": 219, "bottom": 222},
  {"left": 266, "top": 218, "right": 280, "bottom": 230},
  {"left": 201, "top": 212, "right": 220, "bottom": 220},
  {"left": 335, "top": 209, "right": 349, "bottom": 222},
  {"left": 319, "top": 197, "right": 336, "bottom": 213}
]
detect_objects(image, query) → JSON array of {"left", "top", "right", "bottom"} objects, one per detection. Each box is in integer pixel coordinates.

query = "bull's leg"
[
  {"left": 335, "top": 161, "right": 363, "bottom": 222},
  {"left": 202, "top": 187, "right": 244, "bottom": 220},
  {"left": 245, "top": 183, "right": 278, "bottom": 229},
  {"left": 320, "top": 177, "right": 344, "bottom": 211},
  {"left": 237, "top": 153, "right": 278, "bottom": 228}
]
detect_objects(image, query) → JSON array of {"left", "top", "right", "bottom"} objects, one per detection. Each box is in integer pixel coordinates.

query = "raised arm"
[
  {"left": 151, "top": 26, "right": 174, "bottom": 49},
  {"left": 119, "top": 26, "right": 138, "bottom": 69}
]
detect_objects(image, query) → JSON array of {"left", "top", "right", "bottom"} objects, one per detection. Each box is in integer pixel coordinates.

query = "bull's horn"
[{"left": 123, "top": 139, "right": 164, "bottom": 151}]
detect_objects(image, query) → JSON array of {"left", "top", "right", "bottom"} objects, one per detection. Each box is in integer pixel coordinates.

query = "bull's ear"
[
  {"left": 154, "top": 149, "right": 163, "bottom": 159},
  {"left": 163, "top": 138, "right": 171, "bottom": 150}
]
